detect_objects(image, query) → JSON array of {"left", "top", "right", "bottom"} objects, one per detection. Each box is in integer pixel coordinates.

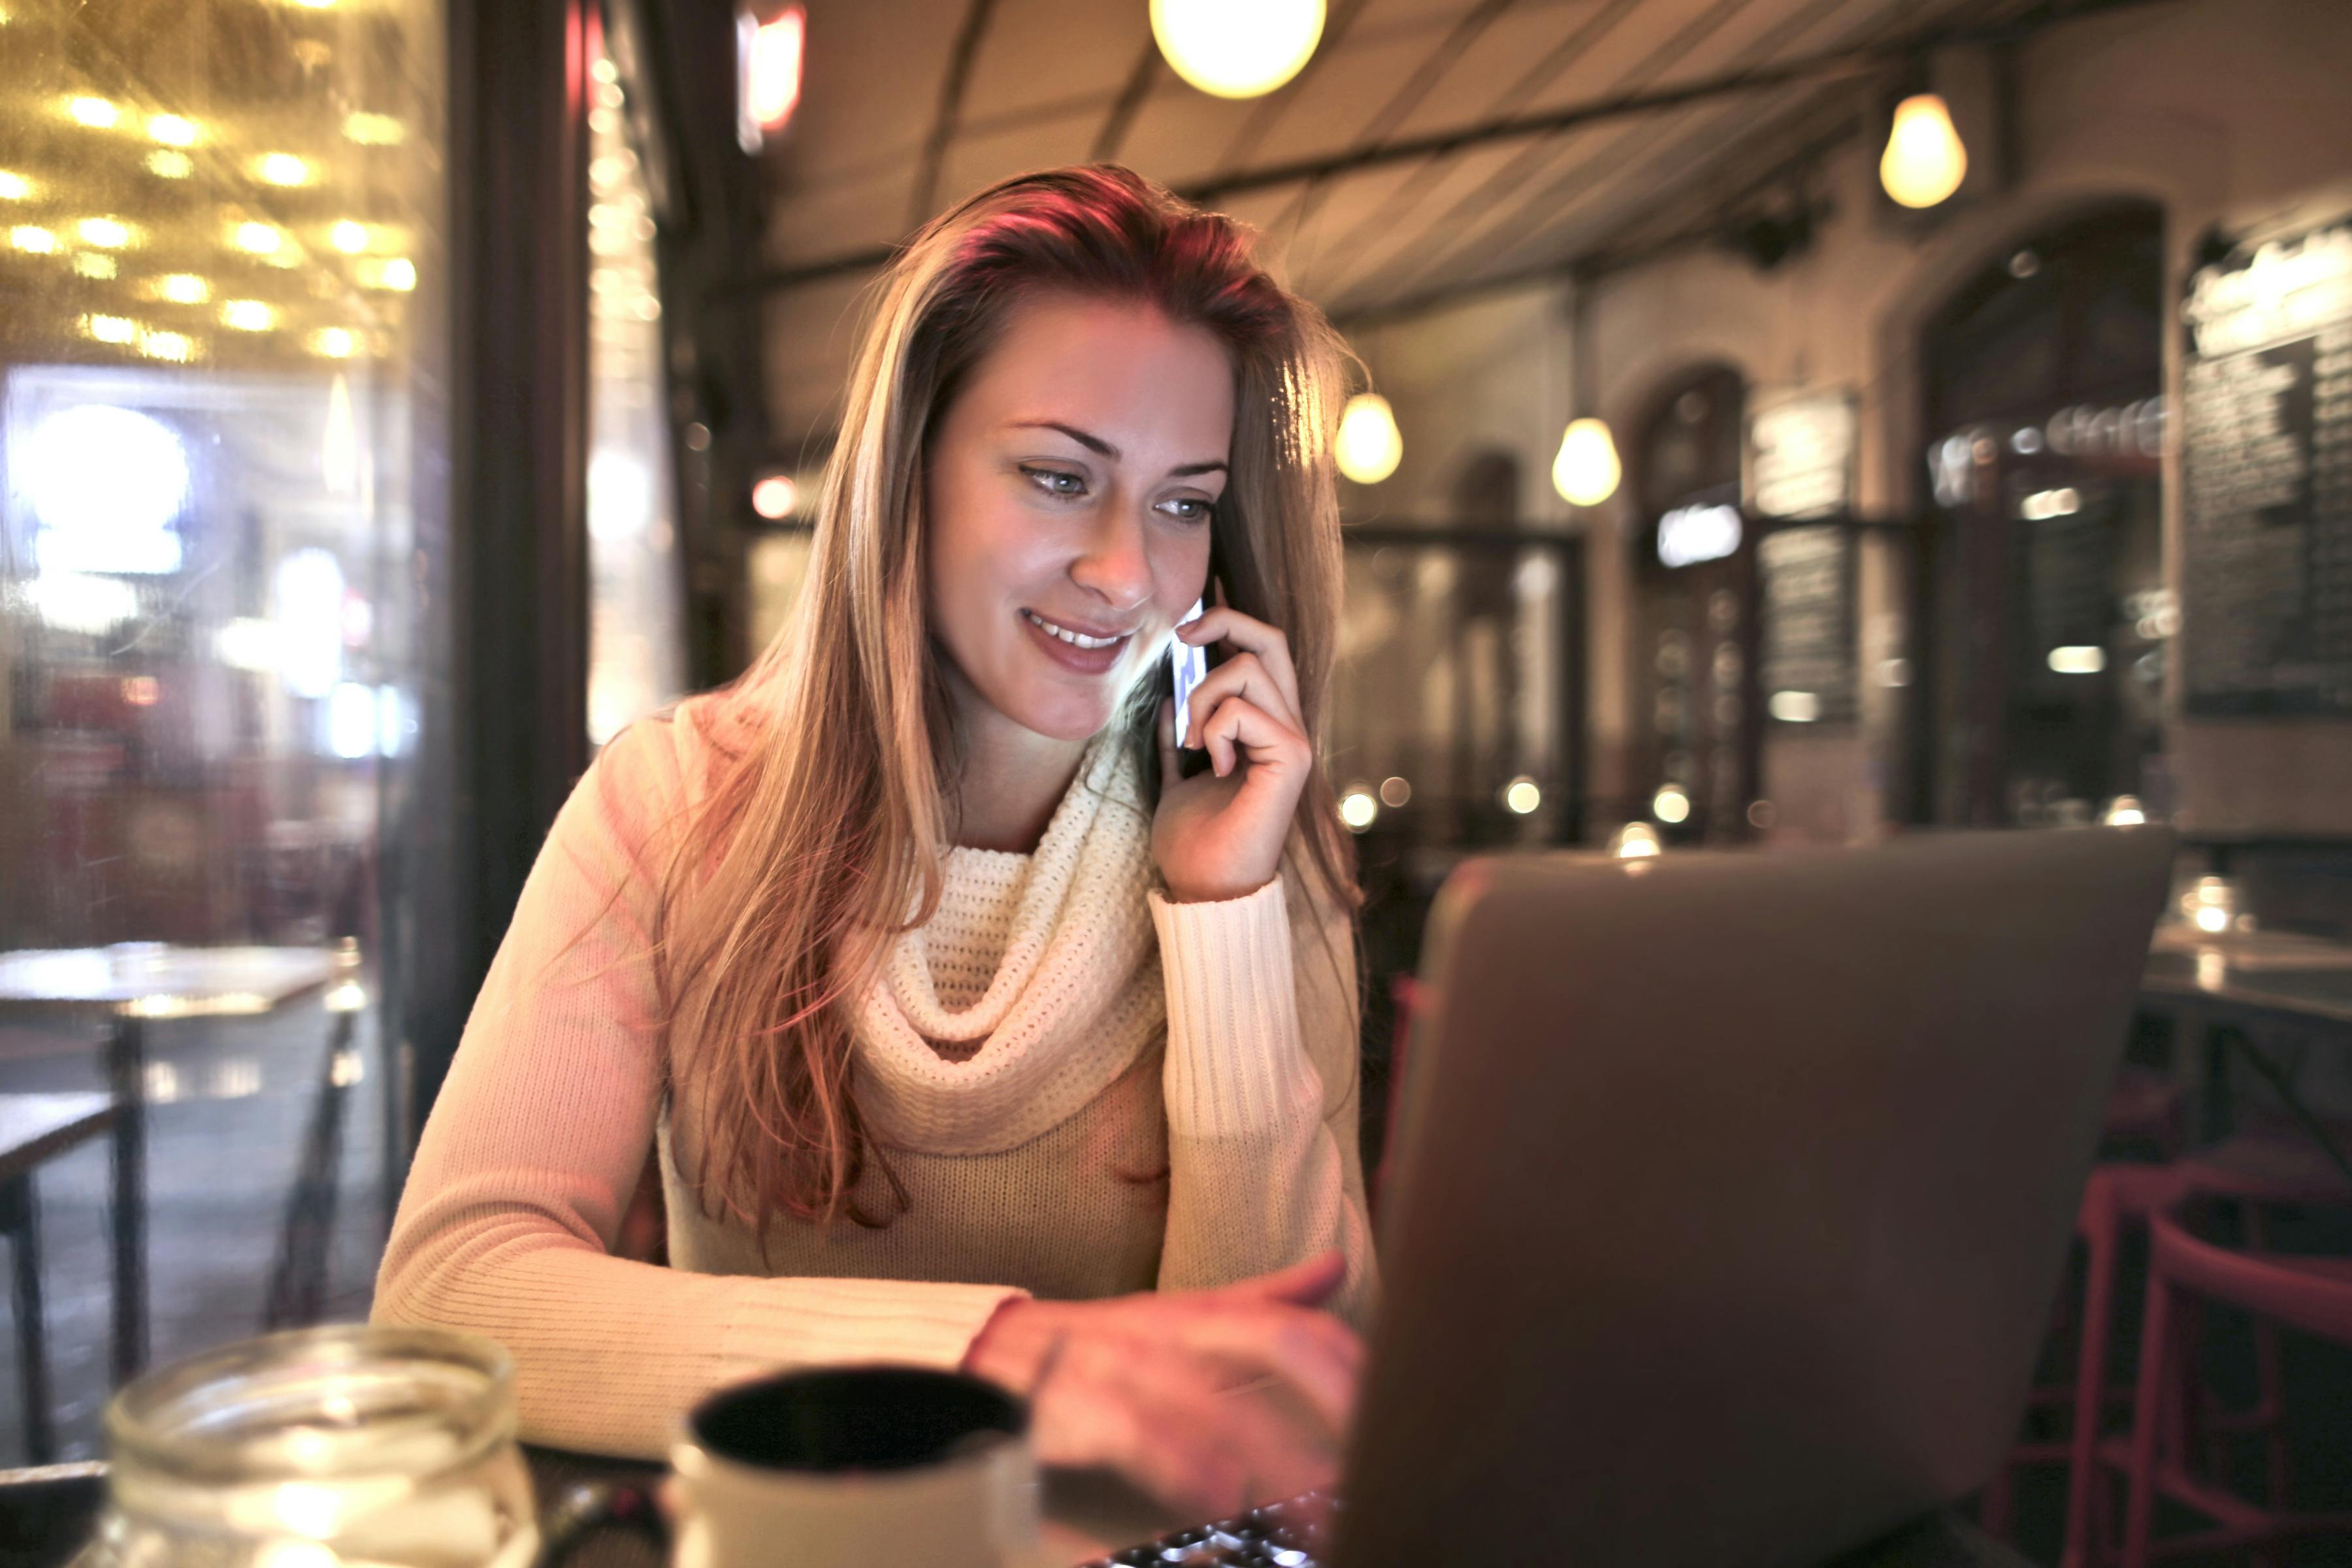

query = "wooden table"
[
  {"left": 0, "top": 945, "right": 337, "bottom": 1381},
  {"left": 0, "top": 1097, "right": 114, "bottom": 1463}
]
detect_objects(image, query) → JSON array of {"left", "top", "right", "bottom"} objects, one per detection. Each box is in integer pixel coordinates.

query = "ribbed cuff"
[
  {"left": 1149, "top": 877, "right": 1322, "bottom": 1139},
  {"left": 721, "top": 1277, "right": 1029, "bottom": 1380}
]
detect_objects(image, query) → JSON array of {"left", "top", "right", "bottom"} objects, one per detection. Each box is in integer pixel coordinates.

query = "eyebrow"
[{"left": 1008, "top": 420, "right": 1228, "bottom": 478}]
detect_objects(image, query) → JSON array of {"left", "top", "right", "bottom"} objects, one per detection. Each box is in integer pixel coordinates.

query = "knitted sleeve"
[
  {"left": 370, "top": 717, "right": 1022, "bottom": 1460},
  {"left": 1146, "top": 865, "right": 1380, "bottom": 1328}
]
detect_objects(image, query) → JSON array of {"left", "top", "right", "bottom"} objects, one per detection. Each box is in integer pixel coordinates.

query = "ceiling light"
[
  {"left": 82, "top": 313, "right": 137, "bottom": 344},
  {"left": 1151, "top": 0, "right": 1324, "bottom": 99},
  {"left": 10, "top": 225, "right": 57, "bottom": 253},
  {"left": 257, "top": 153, "right": 313, "bottom": 186},
  {"left": 0, "top": 171, "right": 29, "bottom": 200},
  {"left": 1551, "top": 417, "right": 1621, "bottom": 507},
  {"left": 331, "top": 220, "right": 369, "bottom": 253},
  {"left": 73, "top": 252, "right": 116, "bottom": 279},
  {"left": 233, "top": 221, "right": 286, "bottom": 255},
  {"left": 221, "top": 299, "right": 276, "bottom": 331},
  {"left": 137, "top": 328, "right": 195, "bottom": 362},
  {"left": 1880, "top": 92, "right": 1967, "bottom": 209},
  {"left": 156, "top": 273, "right": 209, "bottom": 303},
  {"left": 311, "top": 327, "right": 357, "bottom": 358},
  {"left": 146, "top": 150, "right": 193, "bottom": 179},
  {"left": 78, "top": 216, "right": 131, "bottom": 248},
  {"left": 736, "top": 5, "right": 806, "bottom": 152},
  {"left": 67, "top": 96, "right": 119, "bottom": 129},
  {"left": 1334, "top": 392, "right": 1403, "bottom": 485},
  {"left": 147, "top": 114, "right": 197, "bottom": 147}
]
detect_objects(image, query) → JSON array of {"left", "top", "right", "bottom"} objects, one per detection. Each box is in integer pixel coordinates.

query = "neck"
[{"left": 945, "top": 670, "right": 1089, "bottom": 854}]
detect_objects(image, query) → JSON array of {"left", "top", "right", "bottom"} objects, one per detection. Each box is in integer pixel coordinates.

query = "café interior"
[{"left": 3, "top": 0, "right": 2352, "bottom": 1563}]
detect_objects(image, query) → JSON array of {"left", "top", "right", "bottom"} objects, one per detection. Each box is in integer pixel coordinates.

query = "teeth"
[{"left": 1024, "top": 610, "right": 1122, "bottom": 649}]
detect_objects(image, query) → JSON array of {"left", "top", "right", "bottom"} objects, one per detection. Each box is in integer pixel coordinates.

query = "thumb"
[{"left": 1212, "top": 1250, "right": 1347, "bottom": 1309}]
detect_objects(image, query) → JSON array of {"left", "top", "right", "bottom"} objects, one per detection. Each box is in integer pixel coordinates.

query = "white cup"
[{"left": 548, "top": 1365, "right": 1049, "bottom": 1568}]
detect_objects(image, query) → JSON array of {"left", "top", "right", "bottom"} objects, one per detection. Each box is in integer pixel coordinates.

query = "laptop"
[{"left": 1096, "top": 827, "right": 2175, "bottom": 1567}]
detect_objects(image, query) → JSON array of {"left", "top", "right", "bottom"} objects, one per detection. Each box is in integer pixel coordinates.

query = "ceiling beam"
[
  {"left": 717, "top": 0, "right": 2188, "bottom": 301},
  {"left": 909, "top": 0, "right": 1000, "bottom": 227}
]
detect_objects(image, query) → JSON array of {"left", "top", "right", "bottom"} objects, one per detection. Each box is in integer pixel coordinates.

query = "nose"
[{"left": 1067, "top": 500, "right": 1153, "bottom": 614}]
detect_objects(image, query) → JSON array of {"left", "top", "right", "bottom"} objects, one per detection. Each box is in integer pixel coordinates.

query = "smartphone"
[{"left": 1170, "top": 595, "right": 1210, "bottom": 777}]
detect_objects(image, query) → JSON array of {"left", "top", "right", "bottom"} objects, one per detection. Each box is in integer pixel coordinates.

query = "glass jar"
[{"left": 91, "top": 1325, "right": 538, "bottom": 1568}]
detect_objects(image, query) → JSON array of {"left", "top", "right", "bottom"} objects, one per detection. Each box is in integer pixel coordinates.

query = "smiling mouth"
[{"left": 1021, "top": 608, "right": 1130, "bottom": 650}]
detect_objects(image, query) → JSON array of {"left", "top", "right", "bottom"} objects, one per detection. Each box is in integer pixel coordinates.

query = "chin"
[{"left": 1007, "top": 691, "right": 1120, "bottom": 743}]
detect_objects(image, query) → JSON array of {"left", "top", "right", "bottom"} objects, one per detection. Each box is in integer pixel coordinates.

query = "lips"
[{"left": 1019, "top": 607, "right": 1132, "bottom": 675}]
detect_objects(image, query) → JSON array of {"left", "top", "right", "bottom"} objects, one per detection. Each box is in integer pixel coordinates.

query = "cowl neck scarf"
[{"left": 849, "top": 732, "right": 1165, "bottom": 1156}]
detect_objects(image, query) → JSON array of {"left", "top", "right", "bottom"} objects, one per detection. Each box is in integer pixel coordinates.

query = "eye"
[
  {"left": 1021, "top": 465, "right": 1087, "bottom": 499},
  {"left": 1156, "top": 495, "right": 1213, "bottom": 525}
]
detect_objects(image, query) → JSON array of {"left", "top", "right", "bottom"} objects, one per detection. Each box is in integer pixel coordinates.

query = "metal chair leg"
[{"left": 1, "top": 1173, "right": 56, "bottom": 1465}]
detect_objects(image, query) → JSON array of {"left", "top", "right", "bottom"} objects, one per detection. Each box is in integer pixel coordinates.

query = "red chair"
[{"left": 2113, "top": 1200, "right": 2352, "bottom": 1568}]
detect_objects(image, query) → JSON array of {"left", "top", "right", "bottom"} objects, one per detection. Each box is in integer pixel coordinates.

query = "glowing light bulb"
[
  {"left": 1503, "top": 777, "right": 1542, "bottom": 815},
  {"left": 221, "top": 299, "right": 276, "bottom": 331},
  {"left": 1151, "top": 0, "right": 1324, "bottom": 99},
  {"left": 10, "top": 225, "right": 57, "bottom": 253},
  {"left": 1652, "top": 784, "right": 1691, "bottom": 826},
  {"left": 1339, "top": 788, "right": 1378, "bottom": 832},
  {"left": 1880, "top": 93, "right": 1967, "bottom": 210},
  {"left": 147, "top": 150, "right": 193, "bottom": 179},
  {"left": 750, "top": 475, "right": 798, "bottom": 520},
  {"left": 311, "top": 327, "right": 357, "bottom": 359},
  {"left": 343, "top": 111, "right": 406, "bottom": 145},
  {"left": 330, "top": 220, "right": 369, "bottom": 254},
  {"left": 1334, "top": 392, "right": 1403, "bottom": 485},
  {"left": 1551, "top": 417, "right": 1621, "bottom": 507},
  {"left": 67, "top": 96, "right": 119, "bottom": 128},
  {"left": 155, "top": 273, "right": 209, "bottom": 304},
  {"left": 381, "top": 257, "right": 416, "bottom": 291},
  {"left": 147, "top": 114, "right": 197, "bottom": 147},
  {"left": 78, "top": 216, "right": 131, "bottom": 248},
  {"left": 257, "top": 153, "right": 313, "bottom": 186},
  {"left": 0, "top": 171, "right": 29, "bottom": 200}
]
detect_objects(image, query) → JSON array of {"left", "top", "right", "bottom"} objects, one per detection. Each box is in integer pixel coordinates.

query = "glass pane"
[
  {"left": 0, "top": 0, "right": 446, "bottom": 1458},
  {"left": 585, "top": 36, "right": 685, "bottom": 748}
]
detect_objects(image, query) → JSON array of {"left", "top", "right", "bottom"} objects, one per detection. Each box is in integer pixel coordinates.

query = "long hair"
[{"left": 655, "top": 165, "right": 1360, "bottom": 1233}]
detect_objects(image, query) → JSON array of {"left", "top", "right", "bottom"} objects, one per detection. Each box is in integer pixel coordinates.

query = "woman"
[{"left": 376, "top": 165, "right": 1375, "bottom": 1516}]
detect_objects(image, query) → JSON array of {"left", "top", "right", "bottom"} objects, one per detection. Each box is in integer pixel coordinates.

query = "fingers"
[
  {"left": 1184, "top": 651, "right": 1303, "bottom": 753},
  {"left": 1175, "top": 607, "right": 1301, "bottom": 724},
  {"left": 1198, "top": 693, "right": 1308, "bottom": 782},
  {"left": 1175, "top": 1307, "right": 1364, "bottom": 1438},
  {"left": 1211, "top": 1250, "right": 1348, "bottom": 1309}
]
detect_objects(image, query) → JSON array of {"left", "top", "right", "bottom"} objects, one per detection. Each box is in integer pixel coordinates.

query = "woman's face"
[{"left": 924, "top": 291, "right": 1232, "bottom": 743}]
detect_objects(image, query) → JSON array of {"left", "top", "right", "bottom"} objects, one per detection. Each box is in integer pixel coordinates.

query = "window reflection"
[{"left": 585, "top": 37, "right": 685, "bottom": 748}]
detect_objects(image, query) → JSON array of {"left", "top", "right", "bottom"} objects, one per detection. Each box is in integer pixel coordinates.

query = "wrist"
[{"left": 1158, "top": 872, "right": 1277, "bottom": 906}]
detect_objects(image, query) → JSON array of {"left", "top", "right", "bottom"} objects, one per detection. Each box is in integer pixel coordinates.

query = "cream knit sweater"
[{"left": 374, "top": 693, "right": 1375, "bottom": 1459}]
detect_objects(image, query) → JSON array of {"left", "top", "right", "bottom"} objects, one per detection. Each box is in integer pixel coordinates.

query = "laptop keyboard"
[{"left": 1085, "top": 1491, "right": 1337, "bottom": 1567}]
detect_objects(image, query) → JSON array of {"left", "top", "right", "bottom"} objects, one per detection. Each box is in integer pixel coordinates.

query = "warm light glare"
[
  {"left": 1503, "top": 777, "right": 1542, "bottom": 815},
  {"left": 1339, "top": 789, "right": 1379, "bottom": 832},
  {"left": 1335, "top": 392, "right": 1403, "bottom": 485},
  {"left": 2048, "top": 645, "right": 2108, "bottom": 675},
  {"left": 257, "top": 153, "right": 313, "bottom": 187},
  {"left": 343, "top": 112, "right": 406, "bottom": 145},
  {"left": 738, "top": 5, "right": 807, "bottom": 150},
  {"left": 82, "top": 313, "right": 137, "bottom": 345},
  {"left": 67, "top": 96, "right": 119, "bottom": 129},
  {"left": 312, "top": 327, "right": 357, "bottom": 359},
  {"left": 24, "top": 406, "right": 189, "bottom": 576},
  {"left": 1880, "top": 92, "right": 1967, "bottom": 210},
  {"left": 1609, "top": 821, "right": 1663, "bottom": 858},
  {"left": 330, "top": 220, "right": 369, "bottom": 253},
  {"left": 78, "top": 217, "right": 130, "bottom": 248},
  {"left": 10, "top": 225, "right": 57, "bottom": 254},
  {"left": 2101, "top": 795, "right": 2148, "bottom": 827},
  {"left": 156, "top": 273, "right": 208, "bottom": 304},
  {"left": 146, "top": 113, "right": 197, "bottom": 147},
  {"left": 234, "top": 221, "right": 286, "bottom": 255},
  {"left": 750, "top": 475, "right": 800, "bottom": 520},
  {"left": 1769, "top": 690, "right": 1821, "bottom": 723},
  {"left": 1379, "top": 776, "right": 1412, "bottom": 808},
  {"left": 0, "top": 171, "right": 29, "bottom": 200},
  {"left": 1552, "top": 417, "right": 1622, "bottom": 507},
  {"left": 380, "top": 257, "right": 416, "bottom": 291},
  {"left": 146, "top": 150, "right": 193, "bottom": 179},
  {"left": 221, "top": 299, "right": 276, "bottom": 331},
  {"left": 1652, "top": 785, "right": 1691, "bottom": 826},
  {"left": 138, "top": 329, "right": 194, "bottom": 363},
  {"left": 73, "top": 252, "right": 116, "bottom": 279},
  {"left": 1151, "top": 0, "right": 1326, "bottom": 99},
  {"left": 2021, "top": 487, "right": 2082, "bottom": 521}
]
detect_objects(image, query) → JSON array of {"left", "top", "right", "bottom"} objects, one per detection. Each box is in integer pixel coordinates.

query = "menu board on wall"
[
  {"left": 1746, "top": 391, "right": 1858, "bottom": 521},
  {"left": 2179, "top": 221, "right": 2352, "bottom": 715},
  {"left": 1758, "top": 523, "right": 1856, "bottom": 725}
]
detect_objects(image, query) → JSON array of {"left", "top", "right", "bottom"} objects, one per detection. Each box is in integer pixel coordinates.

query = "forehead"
[{"left": 960, "top": 291, "right": 1235, "bottom": 454}]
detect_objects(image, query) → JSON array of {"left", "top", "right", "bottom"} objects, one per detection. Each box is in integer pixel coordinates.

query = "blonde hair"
[{"left": 653, "top": 165, "right": 1359, "bottom": 1232}]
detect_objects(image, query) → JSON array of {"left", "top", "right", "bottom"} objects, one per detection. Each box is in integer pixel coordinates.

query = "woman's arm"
[
  {"left": 1147, "top": 866, "right": 1378, "bottom": 1327},
  {"left": 371, "top": 718, "right": 1020, "bottom": 1459}
]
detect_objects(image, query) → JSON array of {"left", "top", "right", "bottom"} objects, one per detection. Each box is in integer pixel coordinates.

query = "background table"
[{"left": 0, "top": 945, "right": 336, "bottom": 1381}]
